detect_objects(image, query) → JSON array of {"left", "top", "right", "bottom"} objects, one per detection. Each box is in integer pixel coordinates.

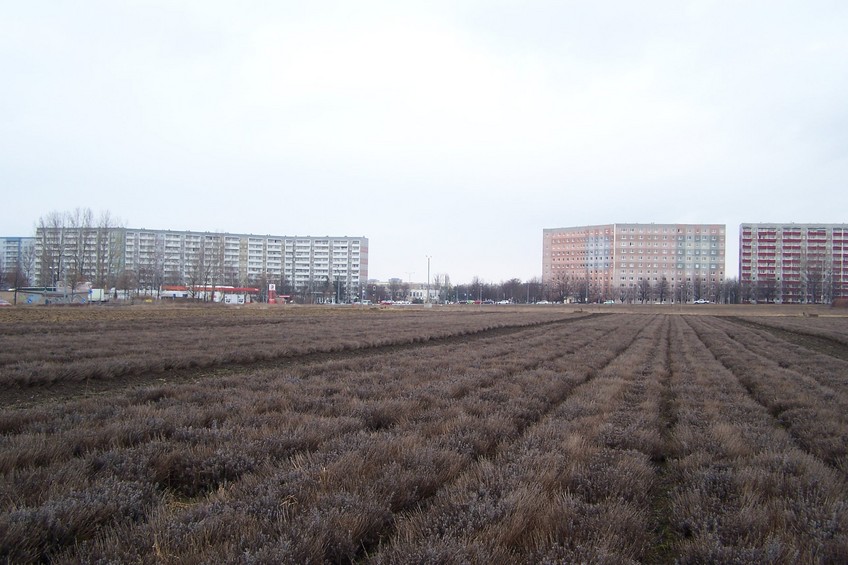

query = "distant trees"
[
  {"left": 719, "top": 278, "right": 740, "bottom": 304},
  {"left": 656, "top": 277, "right": 670, "bottom": 303},
  {"left": 136, "top": 239, "right": 166, "bottom": 297},
  {"left": 637, "top": 279, "right": 652, "bottom": 303},
  {"left": 801, "top": 246, "right": 831, "bottom": 304},
  {"left": 755, "top": 277, "right": 778, "bottom": 304},
  {"left": 674, "top": 280, "right": 692, "bottom": 304},
  {"left": 2, "top": 242, "right": 36, "bottom": 290},
  {"left": 35, "top": 208, "right": 124, "bottom": 289},
  {"left": 547, "top": 275, "right": 572, "bottom": 303},
  {"left": 501, "top": 278, "right": 522, "bottom": 302}
]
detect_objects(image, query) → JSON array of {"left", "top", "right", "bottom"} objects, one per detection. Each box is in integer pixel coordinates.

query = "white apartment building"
[
  {"left": 0, "top": 237, "right": 36, "bottom": 282},
  {"left": 35, "top": 227, "right": 368, "bottom": 301}
]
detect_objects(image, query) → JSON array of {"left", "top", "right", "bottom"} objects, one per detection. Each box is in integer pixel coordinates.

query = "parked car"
[{"left": 694, "top": 299, "right": 710, "bottom": 304}]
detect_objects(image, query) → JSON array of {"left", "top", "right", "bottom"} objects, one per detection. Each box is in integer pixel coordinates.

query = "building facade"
[
  {"left": 543, "top": 223, "right": 726, "bottom": 302},
  {"left": 0, "top": 237, "right": 36, "bottom": 284},
  {"left": 34, "top": 227, "right": 368, "bottom": 302},
  {"left": 739, "top": 223, "right": 847, "bottom": 303}
]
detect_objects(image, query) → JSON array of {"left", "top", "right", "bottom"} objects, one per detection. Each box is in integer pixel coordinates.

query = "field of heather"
[{"left": 1, "top": 305, "right": 847, "bottom": 563}]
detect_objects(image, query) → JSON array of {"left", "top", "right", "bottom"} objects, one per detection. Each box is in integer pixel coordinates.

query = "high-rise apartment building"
[
  {"left": 34, "top": 227, "right": 368, "bottom": 301},
  {"left": 543, "top": 223, "right": 726, "bottom": 302},
  {"left": 0, "top": 237, "right": 35, "bottom": 282},
  {"left": 739, "top": 223, "right": 847, "bottom": 303}
]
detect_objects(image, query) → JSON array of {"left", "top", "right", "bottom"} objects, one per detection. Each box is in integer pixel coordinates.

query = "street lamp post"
[{"left": 426, "top": 255, "right": 431, "bottom": 304}]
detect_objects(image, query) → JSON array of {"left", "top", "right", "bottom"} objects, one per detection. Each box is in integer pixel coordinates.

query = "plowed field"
[{"left": 1, "top": 306, "right": 846, "bottom": 563}]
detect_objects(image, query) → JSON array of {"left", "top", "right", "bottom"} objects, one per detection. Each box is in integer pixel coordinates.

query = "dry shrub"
[
  {"left": 3, "top": 312, "right": 843, "bottom": 562},
  {"left": 288, "top": 490, "right": 394, "bottom": 563},
  {"left": 0, "top": 432, "right": 74, "bottom": 473},
  {"left": 148, "top": 445, "right": 254, "bottom": 498},
  {"left": 0, "top": 307, "right": 579, "bottom": 389},
  {"left": 0, "top": 478, "right": 156, "bottom": 563},
  {"left": 357, "top": 401, "right": 410, "bottom": 431}
]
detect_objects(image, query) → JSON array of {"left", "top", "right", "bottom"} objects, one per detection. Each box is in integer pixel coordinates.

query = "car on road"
[{"left": 694, "top": 299, "right": 710, "bottom": 304}]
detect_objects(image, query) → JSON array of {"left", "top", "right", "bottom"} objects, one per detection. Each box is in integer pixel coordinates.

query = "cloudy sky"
[{"left": 2, "top": 1, "right": 846, "bottom": 283}]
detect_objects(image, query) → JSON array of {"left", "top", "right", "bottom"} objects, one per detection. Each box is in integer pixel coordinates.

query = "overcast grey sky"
[{"left": 2, "top": 1, "right": 846, "bottom": 283}]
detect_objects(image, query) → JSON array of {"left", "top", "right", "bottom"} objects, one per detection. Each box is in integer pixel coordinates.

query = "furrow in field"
[
  {"left": 1, "top": 315, "right": 630, "bottom": 563},
  {"left": 0, "top": 309, "right": 589, "bottom": 385},
  {"left": 718, "top": 316, "right": 848, "bottom": 398},
  {"left": 733, "top": 315, "right": 848, "bottom": 350},
  {"left": 683, "top": 315, "right": 848, "bottom": 474},
  {"left": 368, "top": 315, "right": 668, "bottom": 564},
  {"left": 665, "top": 316, "right": 847, "bottom": 562}
]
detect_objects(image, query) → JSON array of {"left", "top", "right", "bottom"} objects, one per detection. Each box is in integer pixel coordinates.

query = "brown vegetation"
[
  {"left": 0, "top": 305, "right": 579, "bottom": 392},
  {"left": 0, "top": 306, "right": 846, "bottom": 563}
]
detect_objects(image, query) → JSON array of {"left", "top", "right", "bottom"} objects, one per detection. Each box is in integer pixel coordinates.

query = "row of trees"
[
  {"left": 543, "top": 274, "right": 736, "bottom": 304},
  {"left": 740, "top": 275, "right": 841, "bottom": 304},
  {"left": 35, "top": 208, "right": 124, "bottom": 289}
]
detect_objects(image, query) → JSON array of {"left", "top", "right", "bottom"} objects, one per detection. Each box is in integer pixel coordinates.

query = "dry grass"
[
  {"left": 0, "top": 308, "right": 846, "bottom": 563},
  {"left": 0, "top": 305, "right": 579, "bottom": 390}
]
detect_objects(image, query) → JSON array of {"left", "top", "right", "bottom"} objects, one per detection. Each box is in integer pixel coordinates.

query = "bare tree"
[
  {"left": 470, "top": 277, "right": 483, "bottom": 302},
  {"left": 637, "top": 278, "right": 652, "bottom": 303},
  {"left": 550, "top": 275, "right": 572, "bottom": 303},
  {"left": 186, "top": 237, "right": 215, "bottom": 300},
  {"left": 756, "top": 277, "right": 777, "bottom": 304},
  {"left": 36, "top": 211, "right": 68, "bottom": 287},
  {"left": 674, "top": 280, "right": 692, "bottom": 304},
  {"left": 656, "top": 277, "right": 670, "bottom": 303},
  {"left": 115, "top": 269, "right": 137, "bottom": 300},
  {"left": 385, "top": 278, "right": 400, "bottom": 301},
  {"left": 92, "top": 210, "right": 122, "bottom": 288},
  {"left": 64, "top": 208, "right": 95, "bottom": 290},
  {"left": 720, "top": 278, "right": 740, "bottom": 304},
  {"left": 527, "top": 277, "right": 543, "bottom": 303},
  {"left": 502, "top": 277, "right": 523, "bottom": 303},
  {"left": 692, "top": 277, "right": 703, "bottom": 301},
  {"left": 431, "top": 274, "right": 442, "bottom": 303},
  {"left": 574, "top": 277, "right": 589, "bottom": 303},
  {"left": 802, "top": 247, "right": 830, "bottom": 304},
  {"left": 707, "top": 280, "right": 721, "bottom": 304}
]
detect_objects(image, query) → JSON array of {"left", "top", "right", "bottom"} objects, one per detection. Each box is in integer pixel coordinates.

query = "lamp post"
[{"left": 426, "top": 255, "right": 431, "bottom": 304}]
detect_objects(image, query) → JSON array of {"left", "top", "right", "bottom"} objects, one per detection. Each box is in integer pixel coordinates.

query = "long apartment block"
[
  {"left": 34, "top": 227, "right": 368, "bottom": 294},
  {"left": 739, "top": 223, "right": 847, "bottom": 303},
  {"left": 543, "top": 223, "right": 726, "bottom": 301}
]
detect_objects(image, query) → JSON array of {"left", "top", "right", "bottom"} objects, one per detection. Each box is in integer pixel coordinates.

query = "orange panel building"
[{"left": 543, "top": 223, "right": 726, "bottom": 303}]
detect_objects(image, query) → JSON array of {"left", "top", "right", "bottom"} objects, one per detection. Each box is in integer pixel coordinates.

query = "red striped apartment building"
[
  {"left": 739, "top": 223, "right": 848, "bottom": 303},
  {"left": 542, "top": 223, "right": 726, "bottom": 303}
]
